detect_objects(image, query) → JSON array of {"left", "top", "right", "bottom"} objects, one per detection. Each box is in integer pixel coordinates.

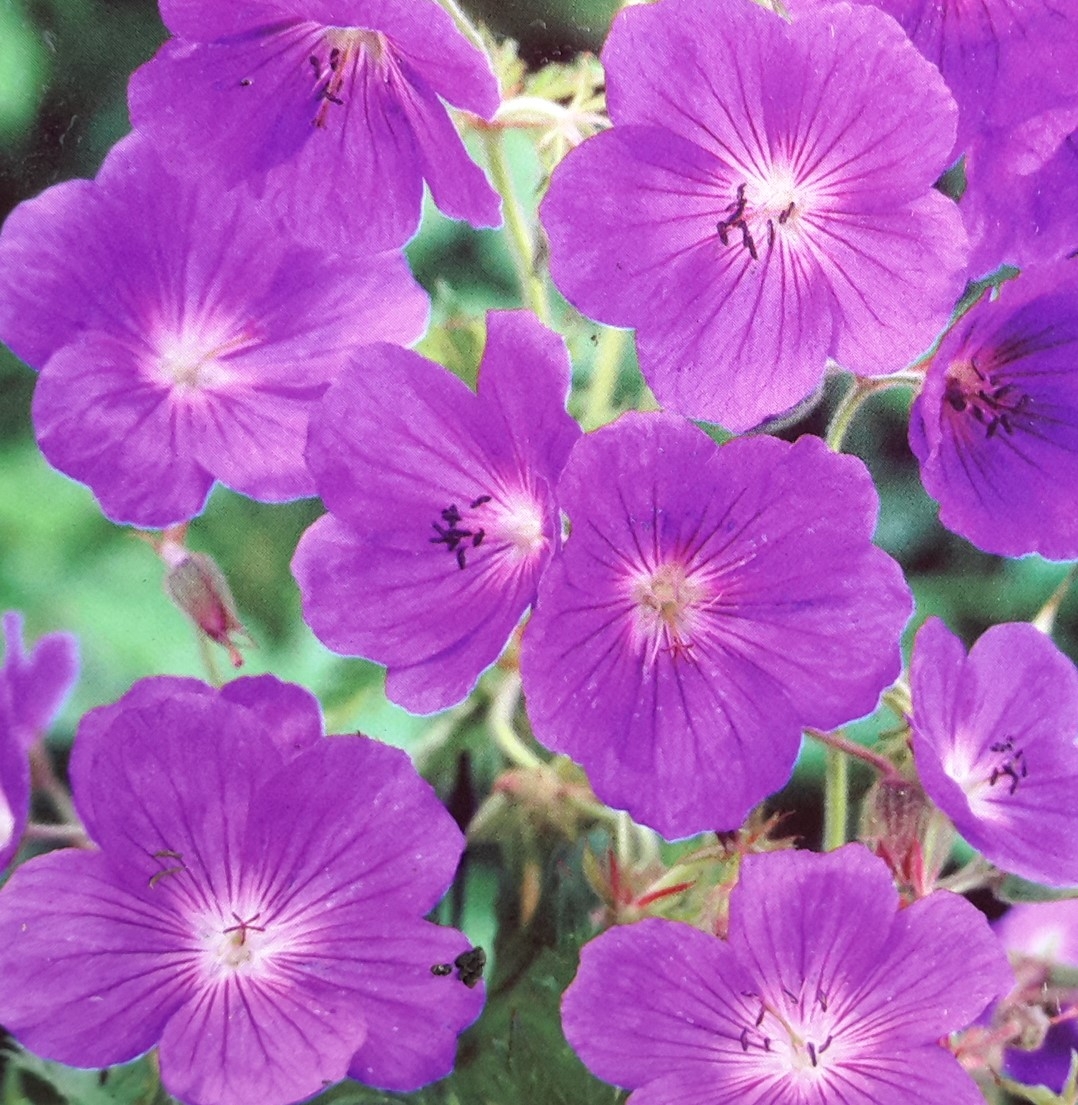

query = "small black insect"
[
  {"left": 239, "top": 78, "right": 253, "bottom": 87},
  {"left": 454, "top": 946, "right": 486, "bottom": 988},
  {"left": 430, "top": 962, "right": 453, "bottom": 977}
]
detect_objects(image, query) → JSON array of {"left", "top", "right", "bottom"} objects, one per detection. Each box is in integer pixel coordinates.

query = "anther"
[
  {"left": 309, "top": 55, "right": 321, "bottom": 78},
  {"left": 778, "top": 202, "right": 795, "bottom": 225},
  {"left": 739, "top": 1027, "right": 751, "bottom": 1052},
  {"left": 329, "top": 47, "right": 341, "bottom": 70},
  {"left": 470, "top": 495, "right": 492, "bottom": 509},
  {"left": 472, "top": 530, "right": 485, "bottom": 548},
  {"left": 808, "top": 1042, "right": 818, "bottom": 1067},
  {"left": 818, "top": 1035, "right": 833, "bottom": 1054}
]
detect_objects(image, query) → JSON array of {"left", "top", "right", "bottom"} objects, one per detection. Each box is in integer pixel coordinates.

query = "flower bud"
[{"left": 160, "top": 538, "right": 248, "bottom": 668}]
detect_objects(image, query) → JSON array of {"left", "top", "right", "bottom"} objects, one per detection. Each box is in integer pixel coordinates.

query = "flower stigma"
[
  {"left": 631, "top": 561, "right": 706, "bottom": 665},
  {"left": 153, "top": 327, "right": 255, "bottom": 392},
  {"left": 310, "top": 28, "right": 389, "bottom": 129}
]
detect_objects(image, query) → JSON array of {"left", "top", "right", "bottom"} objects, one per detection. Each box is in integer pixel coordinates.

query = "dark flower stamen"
[
  {"left": 431, "top": 497, "right": 491, "bottom": 569},
  {"left": 944, "top": 357, "right": 1032, "bottom": 438},
  {"left": 715, "top": 183, "right": 790, "bottom": 262},
  {"left": 987, "top": 736, "right": 1029, "bottom": 796}
]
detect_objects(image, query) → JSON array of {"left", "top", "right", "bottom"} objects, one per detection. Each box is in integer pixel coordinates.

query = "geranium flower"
[
  {"left": 910, "top": 617, "right": 1078, "bottom": 887},
  {"left": 540, "top": 0, "right": 967, "bottom": 431},
  {"left": 519, "top": 413, "right": 911, "bottom": 839},
  {"left": 962, "top": 126, "right": 1078, "bottom": 276},
  {"left": 293, "top": 310, "right": 580, "bottom": 714},
  {"left": 834, "top": 0, "right": 1078, "bottom": 157},
  {"left": 0, "top": 612, "right": 79, "bottom": 871},
  {"left": 0, "top": 675, "right": 482, "bottom": 1105},
  {"left": 0, "top": 135, "right": 428, "bottom": 527},
  {"left": 0, "top": 611, "right": 79, "bottom": 748},
  {"left": 908, "top": 264, "right": 1078, "bottom": 559},
  {"left": 562, "top": 845, "right": 1012, "bottom": 1105},
  {"left": 128, "top": 0, "right": 502, "bottom": 251}
]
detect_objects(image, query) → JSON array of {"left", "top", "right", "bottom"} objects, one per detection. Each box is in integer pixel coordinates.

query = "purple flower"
[
  {"left": 910, "top": 617, "right": 1078, "bottom": 887},
  {"left": 0, "top": 613, "right": 79, "bottom": 871},
  {"left": 293, "top": 310, "right": 581, "bottom": 714},
  {"left": 0, "top": 135, "right": 428, "bottom": 527},
  {"left": 908, "top": 264, "right": 1078, "bottom": 559},
  {"left": 540, "top": 0, "right": 967, "bottom": 431},
  {"left": 996, "top": 902, "right": 1078, "bottom": 1093},
  {"left": 128, "top": 0, "right": 502, "bottom": 251},
  {"left": 562, "top": 845, "right": 1012, "bottom": 1105},
  {"left": 962, "top": 127, "right": 1078, "bottom": 276},
  {"left": 1, "top": 611, "right": 79, "bottom": 749},
  {"left": 0, "top": 675, "right": 482, "bottom": 1105},
  {"left": 833, "top": 1, "right": 1078, "bottom": 158},
  {"left": 519, "top": 413, "right": 911, "bottom": 839}
]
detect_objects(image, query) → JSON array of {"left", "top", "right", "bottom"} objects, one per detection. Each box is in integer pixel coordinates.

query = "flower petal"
[{"left": 0, "top": 849, "right": 189, "bottom": 1068}]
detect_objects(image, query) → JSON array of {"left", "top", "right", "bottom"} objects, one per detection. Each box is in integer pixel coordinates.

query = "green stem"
[
  {"left": 822, "top": 743, "right": 849, "bottom": 850},
  {"left": 480, "top": 127, "right": 551, "bottom": 323},
  {"left": 807, "top": 726, "right": 902, "bottom": 782},
  {"left": 824, "top": 374, "right": 918, "bottom": 453},
  {"left": 488, "top": 670, "right": 543, "bottom": 769},
  {"left": 195, "top": 626, "right": 224, "bottom": 687},
  {"left": 1033, "top": 564, "right": 1078, "bottom": 635},
  {"left": 582, "top": 326, "right": 629, "bottom": 430}
]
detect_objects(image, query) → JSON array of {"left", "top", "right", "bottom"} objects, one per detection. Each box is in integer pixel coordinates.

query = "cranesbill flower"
[
  {"left": 562, "top": 845, "right": 1012, "bottom": 1105},
  {"left": 0, "top": 135, "right": 428, "bottom": 527},
  {"left": 519, "top": 413, "right": 911, "bottom": 840},
  {"left": 540, "top": 0, "right": 966, "bottom": 431},
  {"left": 910, "top": 617, "right": 1078, "bottom": 887},
  {"left": 293, "top": 310, "right": 580, "bottom": 714},
  {"left": 1, "top": 611, "right": 78, "bottom": 749},
  {"left": 908, "top": 264, "right": 1078, "bottom": 559},
  {"left": 962, "top": 126, "right": 1078, "bottom": 276},
  {"left": 0, "top": 675, "right": 482, "bottom": 1105},
  {"left": 128, "top": 0, "right": 502, "bottom": 251},
  {"left": 834, "top": 0, "right": 1078, "bottom": 158},
  {"left": 0, "top": 612, "right": 79, "bottom": 871}
]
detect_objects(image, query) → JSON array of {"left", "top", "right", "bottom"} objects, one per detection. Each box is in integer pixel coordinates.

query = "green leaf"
[{"left": 452, "top": 945, "right": 625, "bottom": 1105}]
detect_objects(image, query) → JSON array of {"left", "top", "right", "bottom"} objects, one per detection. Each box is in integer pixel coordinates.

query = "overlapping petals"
[
  {"left": 909, "top": 265, "right": 1078, "bottom": 559},
  {"left": 541, "top": 0, "right": 966, "bottom": 431},
  {"left": 129, "top": 0, "right": 502, "bottom": 250},
  {"left": 0, "top": 135, "right": 428, "bottom": 526},
  {"left": 293, "top": 310, "right": 581, "bottom": 714},
  {"left": 520, "top": 413, "right": 911, "bottom": 839},
  {"left": 0, "top": 676, "right": 481, "bottom": 1105},
  {"left": 562, "top": 846, "right": 1012, "bottom": 1105}
]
